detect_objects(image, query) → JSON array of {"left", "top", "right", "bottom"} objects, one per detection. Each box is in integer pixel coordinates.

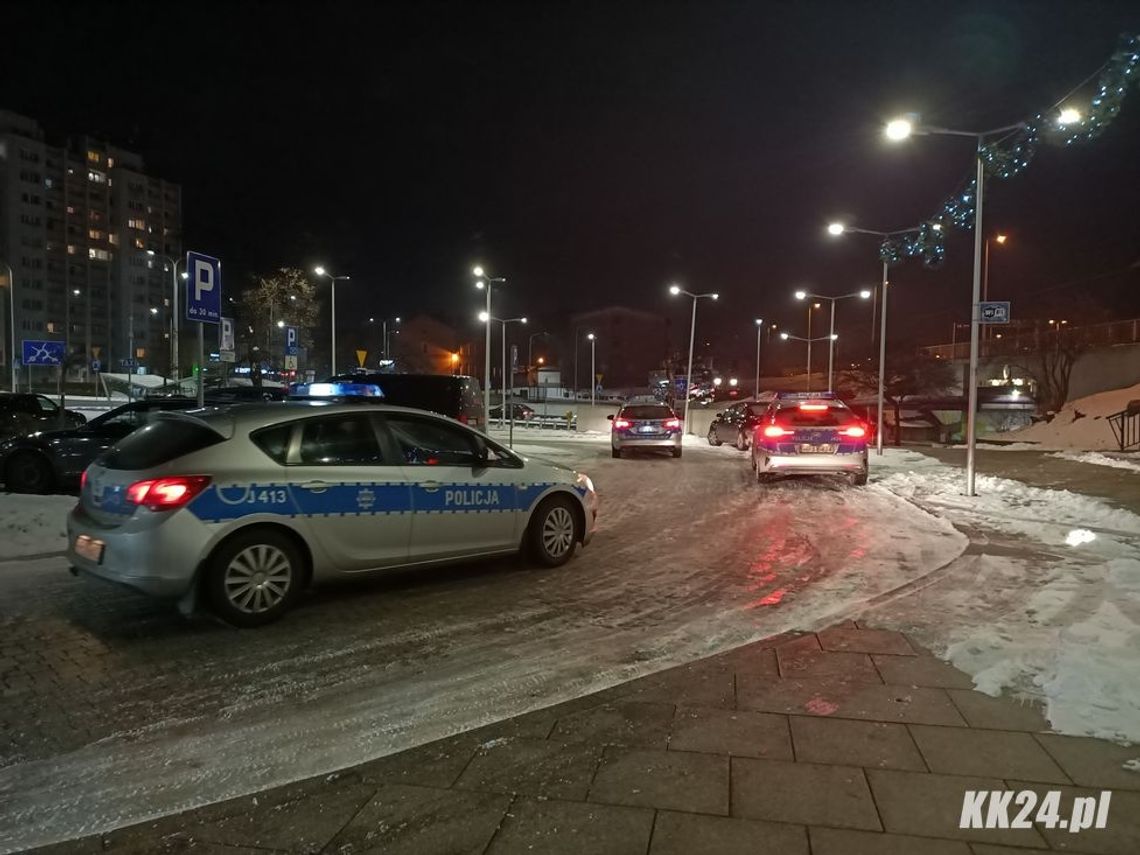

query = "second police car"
[
  {"left": 750, "top": 392, "right": 869, "bottom": 486},
  {"left": 67, "top": 394, "right": 599, "bottom": 626}
]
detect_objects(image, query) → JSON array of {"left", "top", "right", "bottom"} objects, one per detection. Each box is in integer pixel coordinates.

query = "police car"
[
  {"left": 750, "top": 392, "right": 869, "bottom": 485},
  {"left": 66, "top": 400, "right": 599, "bottom": 626}
]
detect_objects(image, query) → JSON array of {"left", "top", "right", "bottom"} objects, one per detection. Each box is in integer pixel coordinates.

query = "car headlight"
[{"left": 576, "top": 473, "right": 595, "bottom": 493}]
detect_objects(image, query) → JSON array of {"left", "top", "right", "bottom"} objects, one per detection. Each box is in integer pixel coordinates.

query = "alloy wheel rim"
[
  {"left": 224, "top": 544, "right": 292, "bottom": 613},
  {"left": 542, "top": 507, "right": 575, "bottom": 558}
]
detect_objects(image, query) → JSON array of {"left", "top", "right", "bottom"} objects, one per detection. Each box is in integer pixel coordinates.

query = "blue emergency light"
[{"left": 289, "top": 382, "right": 385, "bottom": 398}]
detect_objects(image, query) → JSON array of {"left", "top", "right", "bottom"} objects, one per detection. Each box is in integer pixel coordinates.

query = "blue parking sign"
[
  {"left": 185, "top": 251, "right": 222, "bottom": 324},
  {"left": 22, "top": 340, "right": 66, "bottom": 365},
  {"left": 285, "top": 326, "right": 299, "bottom": 355}
]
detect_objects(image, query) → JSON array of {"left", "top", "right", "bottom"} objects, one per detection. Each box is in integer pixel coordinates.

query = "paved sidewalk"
[{"left": 30, "top": 625, "right": 1140, "bottom": 855}]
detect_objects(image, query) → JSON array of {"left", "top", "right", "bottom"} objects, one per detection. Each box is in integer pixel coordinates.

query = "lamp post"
[
  {"left": 794, "top": 288, "right": 871, "bottom": 392},
  {"left": 982, "top": 234, "right": 1008, "bottom": 343},
  {"left": 780, "top": 332, "right": 839, "bottom": 389},
  {"left": 314, "top": 266, "right": 350, "bottom": 376},
  {"left": 668, "top": 284, "right": 719, "bottom": 434},
  {"left": 1, "top": 260, "right": 14, "bottom": 392},
  {"left": 145, "top": 251, "right": 185, "bottom": 378},
  {"left": 792, "top": 295, "right": 822, "bottom": 391},
  {"left": 473, "top": 266, "right": 507, "bottom": 431},
  {"left": 753, "top": 318, "right": 764, "bottom": 399},
  {"left": 826, "top": 221, "right": 930, "bottom": 456},
  {"left": 587, "top": 333, "right": 596, "bottom": 409},
  {"left": 885, "top": 115, "right": 1026, "bottom": 496},
  {"left": 479, "top": 311, "right": 526, "bottom": 431}
]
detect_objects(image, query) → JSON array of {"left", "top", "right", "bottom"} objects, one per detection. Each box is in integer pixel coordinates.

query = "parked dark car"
[
  {"left": 706, "top": 400, "right": 768, "bottom": 450},
  {"left": 0, "top": 393, "right": 87, "bottom": 442},
  {"left": 489, "top": 402, "right": 535, "bottom": 421},
  {"left": 321, "top": 373, "right": 484, "bottom": 427},
  {"left": 0, "top": 398, "right": 197, "bottom": 493}
]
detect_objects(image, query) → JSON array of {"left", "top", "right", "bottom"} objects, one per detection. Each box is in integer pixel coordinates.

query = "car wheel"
[
  {"left": 851, "top": 472, "right": 868, "bottom": 486},
  {"left": 707, "top": 427, "right": 722, "bottom": 447},
  {"left": 4, "top": 452, "right": 55, "bottom": 494},
  {"left": 527, "top": 495, "right": 580, "bottom": 567},
  {"left": 671, "top": 447, "right": 682, "bottom": 458},
  {"left": 735, "top": 430, "right": 749, "bottom": 451},
  {"left": 206, "top": 528, "right": 302, "bottom": 627},
  {"left": 611, "top": 447, "right": 622, "bottom": 459}
]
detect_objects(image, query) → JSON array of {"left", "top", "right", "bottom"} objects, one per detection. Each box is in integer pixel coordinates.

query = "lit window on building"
[
  {"left": 108, "top": 234, "right": 119, "bottom": 246},
  {"left": 128, "top": 218, "right": 146, "bottom": 230},
  {"left": 107, "top": 156, "right": 115, "bottom": 168},
  {"left": 87, "top": 170, "right": 107, "bottom": 184},
  {"left": 87, "top": 150, "right": 100, "bottom": 163},
  {"left": 88, "top": 229, "right": 104, "bottom": 240},
  {"left": 134, "top": 238, "right": 145, "bottom": 249},
  {"left": 67, "top": 245, "right": 77, "bottom": 255},
  {"left": 88, "top": 248, "right": 110, "bottom": 261}
]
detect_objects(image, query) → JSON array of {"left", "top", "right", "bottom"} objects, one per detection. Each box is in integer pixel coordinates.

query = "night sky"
[{"left": 5, "top": 0, "right": 1140, "bottom": 363}]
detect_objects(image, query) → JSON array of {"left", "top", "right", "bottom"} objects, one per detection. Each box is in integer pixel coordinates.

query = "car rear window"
[
  {"left": 774, "top": 405, "right": 858, "bottom": 427},
  {"left": 621, "top": 406, "right": 674, "bottom": 420},
  {"left": 100, "top": 419, "right": 225, "bottom": 470}
]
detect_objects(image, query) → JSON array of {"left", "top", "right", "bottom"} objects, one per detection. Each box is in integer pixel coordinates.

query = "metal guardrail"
[
  {"left": 1107, "top": 403, "right": 1140, "bottom": 451},
  {"left": 921, "top": 317, "right": 1140, "bottom": 361}
]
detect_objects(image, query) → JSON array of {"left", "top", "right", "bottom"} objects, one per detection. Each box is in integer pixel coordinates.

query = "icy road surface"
[{"left": 0, "top": 435, "right": 965, "bottom": 852}]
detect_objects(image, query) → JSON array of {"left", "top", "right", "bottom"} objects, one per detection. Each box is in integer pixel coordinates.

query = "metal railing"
[
  {"left": 1107, "top": 403, "right": 1140, "bottom": 451},
  {"left": 921, "top": 317, "right": 1140, "bottom": 361}
]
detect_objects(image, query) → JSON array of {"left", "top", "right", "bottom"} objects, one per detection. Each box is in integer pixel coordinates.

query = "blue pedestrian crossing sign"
[
  {"left": 285, "top": 326, "right": 299, "bottom": 356},
  {"left": 185, "top": 251, "right": 222, "bottom": 324},
  {"left": 22, "top": 340, "right": 66, "bottom": 365},
  {"left": 979, "top": 301, "right": 1011, "bottom": 324}
]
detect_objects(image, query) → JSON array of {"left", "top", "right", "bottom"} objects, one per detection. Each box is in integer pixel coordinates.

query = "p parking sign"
[{"left": 185, "top": 252, "right": 222, "bottom": 324}]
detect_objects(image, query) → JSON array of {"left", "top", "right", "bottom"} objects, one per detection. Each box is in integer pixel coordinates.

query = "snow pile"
[
  {"left": 0, "top": 494, "right": 74, "bottom": 559},
  {"left": 1048, "top": 451, "right": 1140, "bottom": 472},
  {"left": 875, "top": 449, "right": 1140, "bottom": 743},
  {"left": 989, "top": 381, "right": 1140, "bottom": 451}
]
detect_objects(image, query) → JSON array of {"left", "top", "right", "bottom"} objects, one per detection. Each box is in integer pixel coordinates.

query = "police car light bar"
[
  {"left": 775, "top": 391, "right": 838, "bottom": 400},
  {"left": 290, "top": 382, "right": 385, "bottom": 398}
]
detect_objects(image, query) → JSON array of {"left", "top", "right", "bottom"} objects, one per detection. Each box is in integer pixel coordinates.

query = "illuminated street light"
[
  {"left": 794, "top": 289, "right": 871, "bottom": 392},
  {"left": 1058, "top": 108, "right": 1082, "bottom": 126},
  {"left": 827, "top": 222, "right": 845, "bottom": 236},
  {"left": 754, "top": 318, "right": 765, "bottom": 398},
  {"left": 884, "top": 117, "right": 914, "bottom": 141},
  {"left": 669, "top": 284, "right": 720, "bottom": 433},
  {"left": 313, "top": 265, "right": 350, "bottom": 375}
]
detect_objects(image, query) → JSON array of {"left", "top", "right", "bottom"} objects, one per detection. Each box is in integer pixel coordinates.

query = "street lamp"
[
  {"left": 753, "top": 318, "right": 764, "bottom": 399},
  {"left": 780, "top": 332, "right": 838, "bottom": 392},
  {"left": 983, "top": 233, "right": 1008, "bottom": 343},
  {"left": 1, "top": 260, "right": 14, "bottom": 391},
  {"left": 145, "top": 250, "right": 184, "bottom": 378},
  {"left": 314, "top": 265, "right": 351, "bottom": 375},
  {"left": 473, "top": 265, "right": 507, "bottom": 431},
  {"left": 669, "top": 284, "right": 719, "bottom": 434},
  {"left": 885, "top": 114, "right": 1026, "bottom": 495},
  {"left": 586, "top": 333, "right": 597, "bottom": 409},
  {"left": 826, "top": 221, "right": 927, "bottom": 456},
  {"left": 792, "top": 296, "right": 823, "bottom": 391},
  {"left": 795, "top": 289, "right": 871, "bottom": 392},
  {"left": 479, "top": 311, "right": 526, "bottom": 430}
]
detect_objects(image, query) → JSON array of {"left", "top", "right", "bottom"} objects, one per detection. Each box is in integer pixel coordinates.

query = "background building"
[
  {"left": 0, "top": 110, "right": 182, "bottom": 383},
  {"left": 566, "top": 306, "right": 669, "bottom": 389}
]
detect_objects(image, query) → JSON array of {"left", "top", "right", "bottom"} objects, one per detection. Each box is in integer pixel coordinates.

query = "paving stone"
[
  {"left": 486, "top": 797, "right": 653, "bottom": 855},
  {"left": 946, "top": 689, "right": 1050, "bottom": 732},
  {"left": 670, "top": 706, "right": 792, "bottom": 759},
  {"left": 326, "top": 783, "right": 511, "bottom": 855},
  {"left": 909, "top": 725, "right": 1070, "bottom": 783},
  {"left": 774, "top": 633, "right": 822, "bottom": 655},
  {"left": 866, "top": 768, "right": 1047, "bottom": 847},
  {"left": 356, "top": 735, "right": 481, "bottom": 789},
  {"left": 809, "top": 826, "right": 971, "bottom": 855},
  {"left": 1034, "top": 733, "right": 1140, "bottom": 791},
  {"left": 818, "top": 627, "right": 916, "bottom": 656},
  {"left": 616, "top": 661, "right": 736, "bottom": 708},
  {"left": 705, "top": 644, "right": 780, "bottom": 683},
  {"left": 650, "top": 810, "right": 809, "bottom": 855},
  {"left": 1007, "top": 781, "right": 1140, "bottom": 855},
  {"left": 454, "top": 736, "right": 602, "bottom": 800},
  {"left": 777, "top": 648, "right": 883, "bottom": 683},
  {"left": 871, "top": 654, "right": 975, "bottom": 689},
  {"left": 552, "top": 700, "right": 674, "bottom": 748},
  {"left": 969, "top": 846, "right": 1056, "bottom": 855},
  {"left": 731, "top": 757, "right": 880, "bottom": 830},
  {"left": 588, "top": 746, "right": 728, "bottom": 814},
  {"left": 789, "top": 716, "right": 926, "bottom": 771},
  {"left": 739, "top": 675, "right": 966, "bottom": 726}
]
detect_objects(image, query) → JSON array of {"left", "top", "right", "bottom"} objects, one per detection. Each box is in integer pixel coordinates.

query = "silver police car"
[
  {"left": 608, "top": 403, "right": 683, "bottom": 458},
  {"left": 750, "top": 393, "right": 869, "bottom": 485},
  {"left": 67, "top": 402, "right": 599, "bottom": 626}
]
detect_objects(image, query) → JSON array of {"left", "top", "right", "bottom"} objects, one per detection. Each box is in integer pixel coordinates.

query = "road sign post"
[
  {"left": 979, "top": 301, "right": 1011, "bottom": 324},
  {"left": 186, "top": 252, "right": 222, "bottom": 406}
]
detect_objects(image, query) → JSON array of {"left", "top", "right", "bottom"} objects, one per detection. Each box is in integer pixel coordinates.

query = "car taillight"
[
  {"left": 613, "top": 418, "right": 631, "bottom": 429},
  {"left": 799, "top": 403, "right": 828, "bottom": 411},
  {"left": 80, "top": 469, "right": 88, "bottom": 490},
  {"left": 458, "top": 413, "right": 469, "bottom": 424},
  {"left": 842, "top": 425, "right": 867, "bottom": 438},
  {"left": 126, "top": 476, "right": 212, "bottom": 511},
  {"left": 763, "top": 425, "right": 792, "bottom": 438},
  {"left": 663, "top": 418, "right": 681, "bottom": 429}
]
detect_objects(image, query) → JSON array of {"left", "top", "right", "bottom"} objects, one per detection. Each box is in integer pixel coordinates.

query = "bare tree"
[
  {"left": 235, "top": 268, "right": 321, "bottom": 382},
  {"left": 1013, "top": 324, "right": 1092, "bottom": 414},
  {"left": 839, "top": 353, "right": 956, "bottom": 445}
]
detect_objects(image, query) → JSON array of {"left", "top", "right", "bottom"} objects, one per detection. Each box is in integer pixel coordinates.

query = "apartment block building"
[{"left": 0, "top": 109, "right": 182, "bottom": 381}]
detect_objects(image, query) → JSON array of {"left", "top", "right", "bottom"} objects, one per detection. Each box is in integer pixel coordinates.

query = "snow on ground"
[
  {"left": 951, "top": 442, "right": 1045, "bottom": 451},
  {"left": 985, "top": 381, "right": 1140, "bottom": 451},
  {"left": 1048, "top": 450, "right": 1140, "bottom": 472},
  {"left": 0, "top": 494, "right": 74, "bottom": 558},
  {"left": 874, "top": 448, "right": 1140, "bottom": 743}
]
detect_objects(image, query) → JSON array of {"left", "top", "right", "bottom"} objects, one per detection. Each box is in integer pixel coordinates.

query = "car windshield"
[{"left": 620, "top": 406, "right": 673, "bottom": 420}]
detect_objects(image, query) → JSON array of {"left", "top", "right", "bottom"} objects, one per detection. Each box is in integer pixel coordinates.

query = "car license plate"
[
  {"left": 638, "top": 425, "right": 659, "bottom": 433},
  {"left": 74, "top": 535, "right": 105, "bottom": 564},
  {"left": 798, "top": 443, "right": 836, "bottom": 454}
]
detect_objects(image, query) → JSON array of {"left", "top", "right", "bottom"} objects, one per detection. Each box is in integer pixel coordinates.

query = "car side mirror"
[{"left": 606, "top": 414, "right": 614, "bottom": 421}]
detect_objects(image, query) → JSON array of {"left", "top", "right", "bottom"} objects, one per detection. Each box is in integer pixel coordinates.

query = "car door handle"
[
  {"left": 301, "top": 480, "right": 330, "bottom": 493},
  {"left": 420, "top": 481, "right": 442, "bottom": 492}
]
